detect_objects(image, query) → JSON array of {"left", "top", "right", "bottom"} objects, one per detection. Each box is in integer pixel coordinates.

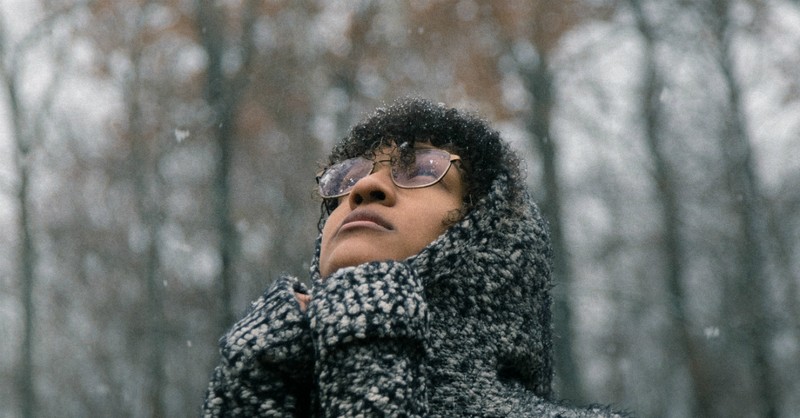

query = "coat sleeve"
[
  {"left": 202, "top": 276, "right": 314, "bottom": 418},
  {"left": 308, "top": 261, "right": 429, "bottom": 418}
]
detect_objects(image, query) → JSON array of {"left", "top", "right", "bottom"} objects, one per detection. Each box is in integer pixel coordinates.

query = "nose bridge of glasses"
[
  {"left": 370, "top": 157, "right": 393, "bottom": 172},
  {"left": 360, "top": 157, "right": 393, "bottom": 187},
  {"left": 342, "top": 157, "right": 392, "bottom": 203},
  {"left": 349, "top": 156, "right": 392, "bottom": 189}
]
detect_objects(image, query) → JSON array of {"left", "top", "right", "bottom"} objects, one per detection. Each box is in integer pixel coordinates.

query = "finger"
[{"left": 295, "top": 292, "right": 311, "bottom": 312}]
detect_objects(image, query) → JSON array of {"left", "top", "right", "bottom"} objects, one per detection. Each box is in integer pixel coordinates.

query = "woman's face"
[{"left": 318, "top": 144, "right": 464, "bottom": 278}]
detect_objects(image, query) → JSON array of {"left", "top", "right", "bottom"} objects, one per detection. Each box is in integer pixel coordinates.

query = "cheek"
[
  {"left": 408, "top": 200, "right": 461, "bottom": 249},
  {"left": 319, "top": 209, "right": 344, "bottom": 260}
]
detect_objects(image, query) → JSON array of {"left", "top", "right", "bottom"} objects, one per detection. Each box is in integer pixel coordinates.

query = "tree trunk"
[
  {"left": 125, "top": 24, "right": 167, "bottom": 415},
  {"left": 17, "top": 130, "right": 36, "bottom": 418},
  {"left": 196, "top": 0, "right": 240, "bottom": 330},
  {"left": 2, "top": 40, "right": 37, "bottom": 418},
  {"left": 707, "top": 1, "right": 778, "bottom": 416},
  {"left": 628, "top": 1, "right": 716, "bottom": 415},
  {"left": 522, "top": 54, "right": 583, "bottom": 403}
]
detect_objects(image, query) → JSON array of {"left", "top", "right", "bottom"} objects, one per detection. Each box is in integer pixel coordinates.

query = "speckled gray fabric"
[
  {"left": 203, "top": 276, "right": 314, "bottom": 417},
  {"left": 202, "top": 174, "right": 630, "bottom": 417}
]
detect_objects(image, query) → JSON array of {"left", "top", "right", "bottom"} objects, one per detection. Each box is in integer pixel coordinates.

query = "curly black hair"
[{"left": 317, "top": 98, "right": 524, "bottom": 230}]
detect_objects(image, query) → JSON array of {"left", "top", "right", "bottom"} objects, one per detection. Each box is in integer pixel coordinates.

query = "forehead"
[
  {"left": 372, "top": 141, "right": 438, "bottom": 154},
  {"left": 331, "top": 138, "right": 431, "bottom": 162}
]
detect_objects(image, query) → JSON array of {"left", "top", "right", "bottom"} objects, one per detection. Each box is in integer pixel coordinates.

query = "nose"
[{"left": 347, "top": 162, "right": 396, "bottom": 207}]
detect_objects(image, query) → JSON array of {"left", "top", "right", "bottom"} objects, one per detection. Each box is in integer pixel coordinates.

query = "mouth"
[{"left": 339, "top": 209, "right": 394, "bottom": 232}]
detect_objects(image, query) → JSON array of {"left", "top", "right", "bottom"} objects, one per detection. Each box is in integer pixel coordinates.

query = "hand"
[{"left": 295, "top": 291, "right": 311, "bottom": 312}]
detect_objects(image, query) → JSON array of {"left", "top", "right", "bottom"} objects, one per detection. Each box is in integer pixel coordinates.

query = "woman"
[{"left": 203, "top": 98, "right": 628, "bottom": 417}]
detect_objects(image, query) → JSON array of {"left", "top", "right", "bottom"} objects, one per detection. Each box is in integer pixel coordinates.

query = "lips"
[{"left": 339, "top": 209, "right": 394, "bottom": 232}]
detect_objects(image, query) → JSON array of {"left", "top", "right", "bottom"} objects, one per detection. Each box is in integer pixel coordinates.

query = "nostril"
[{"left": 351, "top": 190, "right": 384, "bottom": 206}]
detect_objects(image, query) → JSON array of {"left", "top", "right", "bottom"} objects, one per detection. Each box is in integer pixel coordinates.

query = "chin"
[
  {"left": 320, "top": 242, "right": 404, "bottom": 278},
  {"left": 321, "top": 257, "right": 368, "bottom": 279}
]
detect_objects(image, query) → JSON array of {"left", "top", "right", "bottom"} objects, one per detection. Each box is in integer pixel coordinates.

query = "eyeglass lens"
[
  {"left": 391, "top": 150, "right": 451, "bottom": 187},
  {"left": 318, "top": 149, "right": 453, "bottom": 198}
]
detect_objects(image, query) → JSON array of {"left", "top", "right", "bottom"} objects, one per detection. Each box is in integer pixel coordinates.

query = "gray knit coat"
[{"left": 202, "top": 175, "right": 628, "bottom": 417}]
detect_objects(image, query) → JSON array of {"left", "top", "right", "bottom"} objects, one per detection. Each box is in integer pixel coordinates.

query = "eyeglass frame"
[{"left": 316, "top": 148, "right": 462, "bottom": 199}]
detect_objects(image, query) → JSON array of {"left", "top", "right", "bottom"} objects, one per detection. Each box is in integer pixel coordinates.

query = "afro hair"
[{"left": 318, "top": 98, "right": 525, "bottom": 228}]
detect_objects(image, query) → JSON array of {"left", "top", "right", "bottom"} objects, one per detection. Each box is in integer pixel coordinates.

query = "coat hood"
[
  {"left": 309, "top": 172, "right": 555, "bottom": 408},
  {"left": 406, "top": 173, "right": 554, "bottom": 399}
]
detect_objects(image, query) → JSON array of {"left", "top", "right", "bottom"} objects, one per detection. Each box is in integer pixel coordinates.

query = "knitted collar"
[{"left": 309, "top": 174, "right": 554, "bottom": 398}]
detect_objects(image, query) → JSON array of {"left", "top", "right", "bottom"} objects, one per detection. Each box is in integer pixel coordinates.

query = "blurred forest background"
[{"left": 1, "top": 0, "right": 798, "bottom": 417}]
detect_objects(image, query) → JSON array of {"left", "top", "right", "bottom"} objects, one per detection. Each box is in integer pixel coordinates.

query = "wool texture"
[{"left": 202, "top": 174, "right": 630, "bottom": 417}]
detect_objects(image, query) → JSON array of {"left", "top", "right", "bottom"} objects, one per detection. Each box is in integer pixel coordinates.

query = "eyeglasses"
[{"left": 317, "top": 148, "right": 461, "bottom": 199}]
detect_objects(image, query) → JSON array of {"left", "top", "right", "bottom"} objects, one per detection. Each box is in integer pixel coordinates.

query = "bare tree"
[
  {"left": 123, "top": 3, "right": 167, "bottom": 415},
  {"left": 627, "top": 1, "right": 716, "bottom": 415},
  {"left": 195, "top": 0, "right": 260, "bottom": 330},
  {"left": 0, "top": 43, "right": 37, "bottom": 418},
  {"left": 700, "top": 0, "right": 779, "bottom": 416},
  {"left": 521, "top": 51, "right": 585, "bottom": 402},
  {"left": 0, "top": 8, "right": 64, "bottom": 417}
]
